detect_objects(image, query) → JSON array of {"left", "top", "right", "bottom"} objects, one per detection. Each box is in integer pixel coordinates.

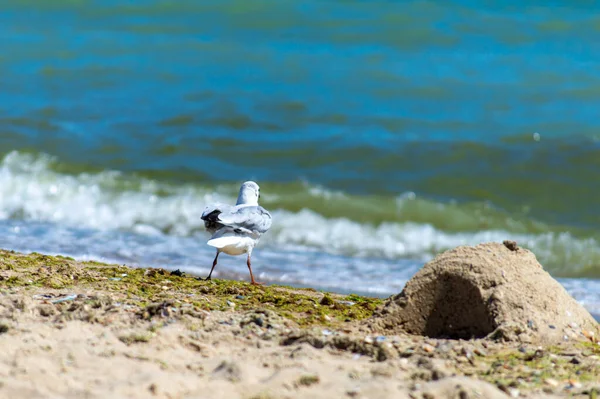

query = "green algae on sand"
[{"left": 0, "top": 249, "right": 381, "bottom": 327}]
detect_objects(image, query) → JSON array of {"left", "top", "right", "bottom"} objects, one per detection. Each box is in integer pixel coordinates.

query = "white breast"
[{"left": 207, "top": 235, "right": 257, "bottom": 256}]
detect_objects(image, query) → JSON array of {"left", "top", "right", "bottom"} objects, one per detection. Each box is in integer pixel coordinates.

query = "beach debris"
[
  {"left": 170, "top": 269, "right": 184, "bottom": 277},
  {"left": 422, "top": 344, "right": 435, "bottom": 353},
  {"left": 109, "top": 278, "right": 122, "bottom": 281},
  {"left": 119, "top": 332, "right": 152, "bottom": 345},
  {"left": 544, "top": 378, "right": 559, "bottom": 387},
  {"left": 319, "top": 294, "right": 334, "bottom": 306},
  {"left": 474, "top": 347, "right": 487, "bottom": 357},
  {"left": 253, "top": 316, "right": 264, "bottom": 327},
  {"left": 212, "top": 360, "right": 242, "bottom": 383},
  {"left": 32, "top": 294, "right": 54, "bottom": 300},
  {"left": 524, "top": 349, "right": 544, "bottom": 361},
  {"left": 144, "top": 268, "right": 168, "bottom": 277},
  {"left": 235, "top": 295, "right": 245, "bottom": 300},
  {"left": 141, "top": 300, "right": 175, "bottom": 319},
  {"left": 336, "top": 300, "right": 355, "bottom": 307},
  {"left": 240, "top": 310, "right": 283, "bottom": 330},
  {"left": 566, "top": 379, "right": 582, "bottom": 389},
  {"left": 503, "top": 240, "right": 519, "bottom": 251},
  {"left": 51, "top": 294, "right": 78, "bottom": 304},
  {"left": 583, "top": 329, "right": 597, "bottom": 343},
  {"left": 295, "top": 374, "right": 320, "bottom": 387}
]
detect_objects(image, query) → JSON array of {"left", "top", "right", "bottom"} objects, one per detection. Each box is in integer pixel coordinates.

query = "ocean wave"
[{"left": 1, "top": 151, "right": 599, "bottom": 277}]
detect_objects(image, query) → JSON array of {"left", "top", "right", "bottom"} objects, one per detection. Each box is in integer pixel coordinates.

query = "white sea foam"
[{"left": 1, "top": 151, "right": 599, "bottom": 274}]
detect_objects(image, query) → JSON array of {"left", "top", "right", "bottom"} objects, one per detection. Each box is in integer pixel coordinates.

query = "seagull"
[{"left": 200, "top": 181, "right": 272, "bottom": 285}]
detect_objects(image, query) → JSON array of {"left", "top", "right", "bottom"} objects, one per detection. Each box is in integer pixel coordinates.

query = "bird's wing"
[
  {"left": 216, "top": 206, "right": 272, "bottom": 234},
  {"left": 201, "top": 203, "right": 230, "bottom": 219}
]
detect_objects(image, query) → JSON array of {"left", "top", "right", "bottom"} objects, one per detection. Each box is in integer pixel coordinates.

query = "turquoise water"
[{"left": 1, "top": 1, "right": 600, "bottom": 310}]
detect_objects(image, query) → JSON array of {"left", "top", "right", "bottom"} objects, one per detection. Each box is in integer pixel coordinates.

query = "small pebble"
[
  {"left": 401, "top": 349, "right": 415, "bottom": 357},
  {"left": 375, "top": 336, "right": 386, "bottom": 343},
  {"left": 567, "top": 379, "right": 582, "bottom": 389},
  {"left": 544, "top": 378, "right": 558, "bottom": 387},
  {"left": 503, "top": 240, "right": 519, "bottom": 251},
  {"left": 235, "top": 295, "right": 245, "bottom": 300},
  {"left": 570, "top": 357, "right": 582, "bottom": 365},
  {"left": 508, "top": 388, "right": 520, "bottom": 398},
  {"left": 549, "top": 325, "right": 556, "bottom": 329},
  {"left": 422, "top": 344, "right": 435, "bottom": 353},
  {"left": 149, "top": 383, "right": 158, "bottom": 395},
  {"left": 322, "top": 329, "right": 333, "bottom": 336},
  {"left": 436, "top": 343, "right": 453, "bottom": 353},
  {"left": 582, "top": 329, "right": 596, "bottom": 343},
  {"left": 474, "top": 348, "right": 487, "bottom": 357}
]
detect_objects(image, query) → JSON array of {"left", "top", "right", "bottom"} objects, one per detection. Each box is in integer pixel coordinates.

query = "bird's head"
[{"left": 236, "top": 181, "right": 260, "bottom": 205}]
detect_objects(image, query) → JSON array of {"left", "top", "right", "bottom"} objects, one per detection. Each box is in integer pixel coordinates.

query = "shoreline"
[{"left": 1, "top": 249, "right": 599, "bottom": 398}]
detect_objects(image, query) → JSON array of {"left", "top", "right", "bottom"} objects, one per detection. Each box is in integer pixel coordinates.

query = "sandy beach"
[{"left": 1, "top": 247, "right": 599, "bottom": 399}]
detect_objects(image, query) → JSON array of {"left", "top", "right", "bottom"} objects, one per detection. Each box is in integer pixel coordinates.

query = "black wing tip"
[
  {"left": 201, "top": 209, "right": 221, "bottom": 221},
  {"left": 202, "top": 209, "right": 223, "bottom": 230}
]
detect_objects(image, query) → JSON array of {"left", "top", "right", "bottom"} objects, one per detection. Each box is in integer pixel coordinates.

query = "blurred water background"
[{"left": 1, "top": 0, "right": 600, "bottom": 312}]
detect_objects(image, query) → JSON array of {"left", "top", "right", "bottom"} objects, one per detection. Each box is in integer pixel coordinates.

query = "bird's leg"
[
  {"left": 203, "top": 251, "right": 220, "bottom": 281},
  {"left": 247, "top": 253, "right": 262, "bottom": 285}
]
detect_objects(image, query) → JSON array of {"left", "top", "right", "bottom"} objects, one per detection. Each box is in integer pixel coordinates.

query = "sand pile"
[{"left": 370, "top": 242, "right": 598, "bottom": 344}]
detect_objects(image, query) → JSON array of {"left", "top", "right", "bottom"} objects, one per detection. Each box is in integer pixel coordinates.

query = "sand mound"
[{"left": 370, "top": 242, "right": 598, "bottom": 343}]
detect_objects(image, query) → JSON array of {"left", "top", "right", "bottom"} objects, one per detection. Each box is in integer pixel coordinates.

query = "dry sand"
[{"left": 0, "top": 245, "right": 599, "bottom": 399}]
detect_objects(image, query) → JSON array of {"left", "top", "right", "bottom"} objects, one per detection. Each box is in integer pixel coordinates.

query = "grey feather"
[
  {"left": 201, "top": 204, "right": 272, "bottom": 237},
  {"left": 217, "top": 206, "right": 272, "bottom": 234}
]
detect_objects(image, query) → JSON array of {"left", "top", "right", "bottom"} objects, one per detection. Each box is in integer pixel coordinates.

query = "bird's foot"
[
  {"left": 197, "top": 276, "right": 211, "bottom": 281},
  {"left": 250, "top": 280, "right": 264, "bottom": 286}
]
